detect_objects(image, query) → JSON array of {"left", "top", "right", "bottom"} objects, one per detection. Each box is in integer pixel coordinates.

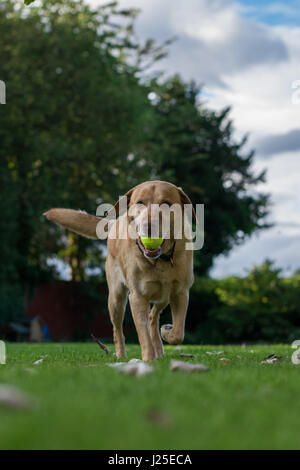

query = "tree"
[{"left": 0, "top": 0, "right": 161, "bottom": 299}]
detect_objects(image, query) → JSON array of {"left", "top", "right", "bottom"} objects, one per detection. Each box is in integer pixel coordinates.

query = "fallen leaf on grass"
[
  {"left": 206, "top": 351, "right": 224, "bottom": 355},
  {"left": 261, "top": 354, "right": 283, "bottom": 364},
  {"left": 119, "top": 363, "right": 153, "bottom": 377},
  {"left": 174, "top": 346, "right": 183, "bottom": 351},
  {"left": 108, "top": 361, "right": 153, "bottom": 377},
  {"left": 0, "top": 385, "right": 31, "bottom": 409},
  {"left": 219, "top": 358, "right": 230, "bottom": 363},
  {"left": 145, "top": 407, "right": 173, "bottom": 428},
  {"left": 180, "top": 353, "right": 196, "bottom": 358},
  {"left": 170, "top": 360, "right": 209, "bottom": 372},
  {"left": 33, "top": 358, "right": 44, "bottom": 365}
]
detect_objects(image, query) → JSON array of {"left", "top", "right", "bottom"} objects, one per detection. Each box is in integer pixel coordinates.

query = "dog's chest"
[
  {"left": 138, "top": 278, "right": 172, "bottom": 303},
  {"left": 136, "top": 265, "right": 183, "bottom": 303}
]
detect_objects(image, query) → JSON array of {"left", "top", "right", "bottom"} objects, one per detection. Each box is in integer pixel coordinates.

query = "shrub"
[{"left": 187, "top": 261, "right": 300, "bottom": 344}]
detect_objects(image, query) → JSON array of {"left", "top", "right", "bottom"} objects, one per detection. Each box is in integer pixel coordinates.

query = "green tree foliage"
[
  {"left": 0, "top": 0, "right": 159, "bottom": 288},
  {"left": 188, "top": 261, "right": 300, "bottom": 344}
]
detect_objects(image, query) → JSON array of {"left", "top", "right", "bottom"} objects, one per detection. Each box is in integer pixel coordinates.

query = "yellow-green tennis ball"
[{"left": 141, "top": 236, "right": 163, "bottom": 250}]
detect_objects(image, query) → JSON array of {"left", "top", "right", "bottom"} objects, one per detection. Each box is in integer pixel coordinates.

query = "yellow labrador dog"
[{"left": 45, "top": 180, "right": 195, "bottom": 361}]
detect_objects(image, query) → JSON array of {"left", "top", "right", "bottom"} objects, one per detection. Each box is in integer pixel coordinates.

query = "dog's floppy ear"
[
  {"left": 177, "top": 187, "right": 197, "bottom": 223},
  {"left": 44, "top": 209, "right": 100, "bottom": 239},
  {"left": 106, "top": 187, "right": 135, "bottom": 219}
]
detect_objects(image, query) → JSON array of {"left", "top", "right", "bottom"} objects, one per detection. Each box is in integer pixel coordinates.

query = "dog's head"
[{"left": 110, "top": 181, "right": 196, "bottom": 258}]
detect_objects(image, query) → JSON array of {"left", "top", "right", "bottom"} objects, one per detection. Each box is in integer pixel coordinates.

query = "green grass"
[{"left": 0, "top": 342, "right": 300, "bottom": 449}]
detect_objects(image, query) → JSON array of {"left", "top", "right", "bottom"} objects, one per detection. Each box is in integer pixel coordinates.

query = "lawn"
[{"left": 0, "top": 342, "right": 299, "bottom": 450}]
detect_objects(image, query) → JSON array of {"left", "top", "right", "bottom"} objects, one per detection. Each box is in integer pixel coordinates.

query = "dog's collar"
[{"left": 135, "top": 239, "right": 176, "bottom": 267}]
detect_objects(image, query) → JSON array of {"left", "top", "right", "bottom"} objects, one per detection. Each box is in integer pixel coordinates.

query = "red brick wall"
[{"left": 26, "top": 280, "right": 115, "bottom": 341}]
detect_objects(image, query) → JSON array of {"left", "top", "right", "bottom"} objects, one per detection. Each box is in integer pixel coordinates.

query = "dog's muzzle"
[{"left": 137, "top": 236, "right": 163, "bottom": 259}]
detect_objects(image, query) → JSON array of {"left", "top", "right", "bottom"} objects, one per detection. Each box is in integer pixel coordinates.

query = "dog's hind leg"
[
  {"left": 149, "top": 303, "right": 166, "bottom": 358},
  {"left": 129, "top": 292, "right": 156, "bottom": 362},
  {"left": 108, "top": 287, "right": 128, "bottom": 358}
]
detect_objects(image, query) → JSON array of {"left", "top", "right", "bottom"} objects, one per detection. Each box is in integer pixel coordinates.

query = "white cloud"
[
  {"left": 210, "top": 150, "right": 300, "bottom": 277},
  {"left": 254, "top": 152, "right": 300, "bottom": 229},
  {"left": 206, "top": 25, "right": 300, "bottom": 140},
  {"left": 210, "top": 230, "right": 300, "bottom": 278},
  {"left": 91, "top": 0, "right": 288, "bottom": 84}
]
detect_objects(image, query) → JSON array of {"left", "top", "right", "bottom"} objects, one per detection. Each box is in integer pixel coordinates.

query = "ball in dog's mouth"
[{"left": 139, "top": 236, "right": 164, "bottom": 258}]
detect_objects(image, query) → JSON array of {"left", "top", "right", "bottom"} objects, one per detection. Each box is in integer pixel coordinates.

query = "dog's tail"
[{"left": 44, "top": 208, "right": 101, "bottom": 239}]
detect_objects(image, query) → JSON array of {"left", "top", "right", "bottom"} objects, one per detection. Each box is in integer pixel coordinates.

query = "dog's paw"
[
  {"left": 160, "top": 324, "right": 172, "bottom": 342},
  {"left": 161, "top": 324, "right": 184, "bottom": 345}
]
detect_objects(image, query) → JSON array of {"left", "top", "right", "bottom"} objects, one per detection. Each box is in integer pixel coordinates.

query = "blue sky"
[
  {"left": 88, "top": 0, "right": 300, "bottom": 277},
  {"left": 238, "top": 0, "right": 300, "bottom": 26}
]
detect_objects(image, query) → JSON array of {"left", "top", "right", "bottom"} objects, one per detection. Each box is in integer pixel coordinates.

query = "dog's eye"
[{"left": 136, "top": 200, "right": 145, "bottom": 205}]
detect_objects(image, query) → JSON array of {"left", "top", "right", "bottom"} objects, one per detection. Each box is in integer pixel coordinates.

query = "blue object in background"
[{"left": 42, "top": 324, "right": 50, "bottom": 341}]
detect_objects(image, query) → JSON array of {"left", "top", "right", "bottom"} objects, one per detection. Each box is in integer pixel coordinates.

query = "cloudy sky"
[{"left": 90, "top": 0, "right": 300, "bottom": 277}]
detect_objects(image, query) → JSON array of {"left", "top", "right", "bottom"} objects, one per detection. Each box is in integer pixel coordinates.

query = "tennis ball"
[{"left": 141, "top": 236, "right": 163, "bottom": 250}]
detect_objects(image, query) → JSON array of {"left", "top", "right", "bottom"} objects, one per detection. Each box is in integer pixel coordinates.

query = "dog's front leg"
[
  {"left": 149, "top": 303, "right": 166, "bottom": 358},
  {"left": 161, "top": 290, "right": 189, "bottom": 345},
  {"left": 129, "top": 292, "right": 156, "bottom": 362},
  {"left": 108, "top": 290, "right": 127, "bottom": 359}
]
